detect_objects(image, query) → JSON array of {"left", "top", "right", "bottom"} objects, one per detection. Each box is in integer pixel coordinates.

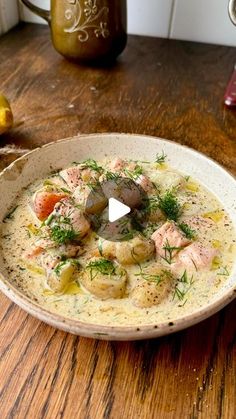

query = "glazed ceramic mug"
[
  {"left": 21, "top": 0, "right": 127, "bottom": 62},
  {"left": 229, "top": 0, "right": 236, "bottom": 25}
]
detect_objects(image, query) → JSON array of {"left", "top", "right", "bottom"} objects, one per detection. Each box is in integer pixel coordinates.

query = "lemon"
[{"left": 0, "top": 94, "right": 13, "bottom": 135}]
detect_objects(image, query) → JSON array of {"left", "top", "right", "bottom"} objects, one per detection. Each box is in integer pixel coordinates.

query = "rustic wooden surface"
[{"left": 0, "top": 23, "right": 236, "bottom": 419}]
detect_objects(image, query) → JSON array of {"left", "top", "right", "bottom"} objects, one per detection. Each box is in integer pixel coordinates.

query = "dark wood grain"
[{"left": 0, "top": 23, "right": 236, "bottom": 419}]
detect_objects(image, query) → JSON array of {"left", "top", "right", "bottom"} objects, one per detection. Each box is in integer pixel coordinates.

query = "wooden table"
[{"left": 0, "top": 23, "right": 236, "bottom": 419}]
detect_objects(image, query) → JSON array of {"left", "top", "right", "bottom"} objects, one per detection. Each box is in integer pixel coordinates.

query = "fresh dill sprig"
[
  {"left": 54, "top": 258, "right": 80, "bottom": 276},
  {"left": 81, "top": 159, "right": 104, "bottom": 174},
  {"left": 54, "top": 260, "right": 68, "bottom": 276},
  {"left": 60, "top": 187, "right": 71, "bottom": 194},
  {"left": 50, "top": 225, "right": 78, "bottom": 245},
  {"left": 98, "top": 240, "right": 103, "bottom": 256},
  {"left": 87, "top": 180, "right": 101, "bottom": 191},
  {"left": 129, "top": 159, "right": 149, "bottom": 164},
  {"left": 44, "top": 213, "right": 55, "bottom": 226},
  {"left": 155, "top": 151, "right": 167, "bottom": 165},
  {"left": 86, "top": 259, "right": 116, "bottom": 280},
  {"left": 178, "top": 223, "right": 196, "bottom": 240},
  {"left": 173, "top": 270, "right": 194, "bottom": 302},
  {"left": 123, "top": 165, "right": 143, "bottom": 180},
  {"left": 158, "top": 191, "right": 181, "bottom": 221},
  {"left": 135, "top": 268, "right": 171, "bottom": 285},
  {"left": 161, "top": 239, "right": 184, "bottom": 264},
  {"left": 120, "top": 230, "right": 135, "bottom": 241},
  {"left": 105, "top": 171, "right": 121, "bottom": 182},
  {"left": 145, "top": 196, "right": 160, "bottom": 212},
  {"left": 217, "top": 266, "right": 230, "bottom": 276}
]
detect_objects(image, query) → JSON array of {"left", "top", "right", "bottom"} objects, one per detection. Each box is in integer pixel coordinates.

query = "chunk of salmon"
[
  {"left": 109, "top": 158, "right": 125, "bottom": 172},
  {"left": 151, "top": 221, "right": 190, "bottom": 259},
  {"left": 177, "top": 242, "right": 218, "bottom": 271},
  {"left": 60, "top": 166, "right": 99, "bottom": 191},
  {"left": 136, "top": 174, "right": 153, "bottom": 193},
  {"left": 53, "top": 198, "right": 90, "bottom": 238},
  {"left": 33, "top": 190, "right": 67, "bottom": 221},
  {"left": 22, "top": 246, "right": 44, "bottom": 260},
  {"left": 59, "top": 167, "right": 83, "bottom": 191},
  {"left": 182, "top": 216, "right": 214, "bottom": 231}
]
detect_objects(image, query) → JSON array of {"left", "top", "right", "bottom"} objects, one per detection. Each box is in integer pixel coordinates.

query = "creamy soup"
[{"left": 1, "top": 155, "right": 236, "bottom": 327}]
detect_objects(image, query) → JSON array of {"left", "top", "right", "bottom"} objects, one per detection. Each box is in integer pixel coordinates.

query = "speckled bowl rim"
[{"left": 0, "top": 133, "right": 235, "bottom": 341}]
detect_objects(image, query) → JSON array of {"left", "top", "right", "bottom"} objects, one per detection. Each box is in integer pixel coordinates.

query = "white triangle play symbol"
[{"left": 108, "top": 198, "right": 131, "bottom": 223}]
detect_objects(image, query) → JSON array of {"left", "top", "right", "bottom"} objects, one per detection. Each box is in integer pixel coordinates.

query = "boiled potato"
[
  {"left": 74, "top": 184, "right": 107, "bottom": 214},
  {"left": 116, "top": 236, "right": 154, "bottom": 265},
  {"left": 131, "top": 266, "right": 172, "bottom": 308},
  {"left": 47, "top": 261, "right": 76, "bottom": 293},
  {"left": 80, "top": 257, "right": 127, "bottom": 299},
  {"left": 96, "top": 240, "right": 116, "bottom": 259},
  {"left": 151, "top": 171, "right": 186, "bottom": 193},
  {"left": 149, "top": 207, "right": 166, "bottom": 223}
]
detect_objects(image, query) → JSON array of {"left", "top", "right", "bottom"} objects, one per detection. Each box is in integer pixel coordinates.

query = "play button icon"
[
  {"left": 108, "top": 198, "right": 131, "bottom": 223},
  {"left": 85, "top": 176, "right": 150, "bottom": 242}
]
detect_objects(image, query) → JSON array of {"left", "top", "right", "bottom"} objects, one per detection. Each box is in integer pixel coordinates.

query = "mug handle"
[
  {"left": 21, "top": 0, "right": 50, "bottom": 24},
  {"left": 229, "top": 0, "right": 236, "bottom": 25}
]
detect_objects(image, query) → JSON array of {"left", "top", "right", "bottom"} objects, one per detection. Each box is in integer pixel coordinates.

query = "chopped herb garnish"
[
  {"left": 50, "top": 225, "right": 78, "bottom": 245},
  {"left": 217, "top": 266, "right": 230, "bottom": 276},
  {"left": 60, "top": 187, "right": 71, "bottom": 194},
  {"left": 155, "top": 151, "right": 167, "bottom": 165},
  {"left": 3, "top": 206, "right": 19, "bottom": 222},
  {"left": 45, "top": 213, "right": 55, "bottom": 226},
  {"left": 120, "top": 230, "right": 136, "bottom": 241},
  {"left": 105, "top": 171, "right": 121, "bottom": 182},
  {"left": 124, "top": 165, "right": 143, "bottom": 180},
  {"left": 135, "top": 268, "right": 171, "bottom": 285},
  {"left": 178, "top": 223, "right": 196, "bottom": 240},
  {"left": 43, "top": 179, "right": 54, "bottom": 187},
  {"left": 158, "top": 191, "right": 181, "bottom": 221},
  {"left": 54, "top": 260, "right": 68, "bottom": 276},
  {"left": 87, "top": 180, "right": 102, "bottom": 192},
  {"left": 54, "top": 258, "right": 80, "bottom": 276},
  {"left": 145, "top": 196, "right": 160, "bottom": 212},
  {"left": 129, "top": 159, "right": 149, "bottom": 164},
  {"left": 49, "top": 170, "right": 61, "bottom": 177},
  {"left": 173, "top": 270, "right": 194, "bottom": 302},
  {"left": 81, "top": 159, "right": 104, "bottom": 174},
  {"left": 70, "top": 259, "right": 81, "bottom": 268},
  {"left": 161, "top": 239, "right": 184, "bottom": 264},
  {"left": 98, "top": 240, "right": 103, "bottom": 256},
  {"left": 86, "top": 259, "right": 116, "bottom": 280}
]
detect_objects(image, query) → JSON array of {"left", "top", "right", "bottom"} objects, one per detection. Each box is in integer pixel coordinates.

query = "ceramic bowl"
[{"left": 0, "top": 133, "right": 235, "bottom": 340}]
